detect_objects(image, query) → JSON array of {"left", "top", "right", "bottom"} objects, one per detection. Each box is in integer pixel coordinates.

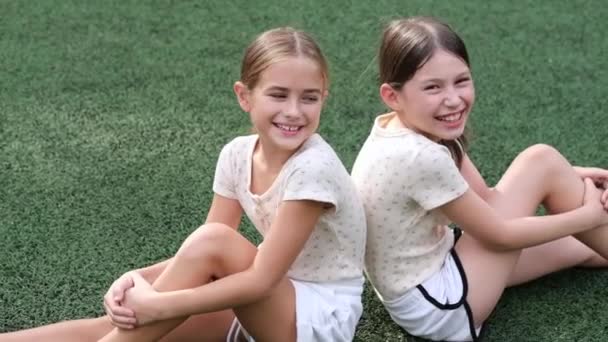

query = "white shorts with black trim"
[{"left": 382, "top": 229, "right": 484, "bottom": 342}]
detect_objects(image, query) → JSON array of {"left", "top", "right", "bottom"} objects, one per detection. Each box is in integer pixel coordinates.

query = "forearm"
[
  {"left": 154, "top": 269, "right": 270, "bottom": 320},
  {"left": 499, "top": 207, "right": 598, "bottom": 249},
  {"left": 135, "top": 258, "right": 172, "bottom": 283}
]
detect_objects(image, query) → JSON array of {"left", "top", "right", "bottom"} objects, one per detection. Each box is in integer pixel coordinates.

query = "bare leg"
[
  {"left": 508, "top": 236, "right": 607, "bottom": 287},
  {"left": 455, "top": 144, "right": 608, "bottom": 326},
  {"left": 99, "top": 223, "right": 297, "bottom": 342},
  {"left": 0, "top": 253, "right": 235, "bottom": 342},
  {"left": 0, "top": 317, "right": 113, "bottom": 342}
]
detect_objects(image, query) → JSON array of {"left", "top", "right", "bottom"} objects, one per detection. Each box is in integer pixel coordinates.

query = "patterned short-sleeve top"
[
  {"left": 351, "top": 113, "right": 469, "bottom": 300},
  {"left": 213, "top": 133, "right": 366, "bottom": 282}
]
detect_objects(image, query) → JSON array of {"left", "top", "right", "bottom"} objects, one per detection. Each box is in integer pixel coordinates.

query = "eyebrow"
[
  {"left": 266, "top": 86, "right": 322, "bottom": 94},
  {"left": 420, "top": 72, "right": 471, "bottom": 83}
]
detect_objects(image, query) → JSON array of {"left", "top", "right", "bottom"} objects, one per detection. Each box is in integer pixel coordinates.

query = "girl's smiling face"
[
  {"left": 382, "top": 49, "right": 475, "bottom": 141},
  {"left": 235, "top": 56, "right": 327, "bottom": 154}
]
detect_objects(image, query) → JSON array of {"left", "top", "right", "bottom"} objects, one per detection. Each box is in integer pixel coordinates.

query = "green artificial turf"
[{"left": 1, "top": 1, "right": 607, "bottom": 340}]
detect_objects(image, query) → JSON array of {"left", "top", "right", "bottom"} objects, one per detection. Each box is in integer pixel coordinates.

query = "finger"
[
  {"left": 111, "top": 314, "right": 138, "bottom": 326},
  {"left": 113, "top": 286, "right": 124, "bottom": 302},
  {"left": 114, "top": 277, "right": 134, "bottom": 301},
  {"left": 111, "top": 321, "right": 136, "bottom": 330},
  {"left": 583, "top": 178, "right": 600, "bottom": 202},
  {"left": 105, "top": 304, "right": 137, "bottom": 327},
  {"left": 121, "top": 324, "right": 136, "bottom": 330},
  {"left": 130, "top": 272, "right": 145, "bottom": 284},
  {"left": 105, "top": 296, "right": 135, "bottom": 317},
  {"left": 104, "top": 297, "right": 118, "bottom": 316},
  {"left": 113, "top": 306, "right": 136, "bottom": 317},
  {"left": 583, "top": 177, "right": 595, "bottom": 192},
  {"left": 104, "top": 301, "right": 113, "bottom": 318}
]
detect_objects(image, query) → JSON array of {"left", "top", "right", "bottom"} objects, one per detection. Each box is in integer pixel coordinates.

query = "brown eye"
[{"left": 302, "top": 96, "right": 319, "bottom": 102}]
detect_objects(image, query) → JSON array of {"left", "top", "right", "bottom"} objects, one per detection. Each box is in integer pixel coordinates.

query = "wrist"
[
  {"left": 579, "top": 204, "right": 600, "bottom": 227},
  {"left": 153, "top": 290, "right": 187, "bottom": 321},
  {"left": 152, "top": 292, "right": 170, "bottom": 321}
]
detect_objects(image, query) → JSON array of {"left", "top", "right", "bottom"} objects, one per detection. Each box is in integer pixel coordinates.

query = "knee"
[
  {"left": 519, "top": 144, "right": 564, "bottom": 170},
  {"left": 176, "top": 223, "right": 237, "bottom": 264}
]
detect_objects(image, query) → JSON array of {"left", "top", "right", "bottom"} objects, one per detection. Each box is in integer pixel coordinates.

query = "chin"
[
  {"left": 447, "top": 131, "right": 465, "bottom": 141},
  {"left": 275, "top": 137, "right": 307, "bottom": 151}
]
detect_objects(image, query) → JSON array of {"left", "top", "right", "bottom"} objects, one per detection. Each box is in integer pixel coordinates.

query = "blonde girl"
[{"left": 1, "top": 27, "right": 366, "bottom": 342}]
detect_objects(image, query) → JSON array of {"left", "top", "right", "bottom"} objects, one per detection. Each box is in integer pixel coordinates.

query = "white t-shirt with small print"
[
  {"left": 351, "top": 113, "right": 469, "bottom": 301},
  {"left": 213, "top": 133, "right": 366, "bottom": 283}
]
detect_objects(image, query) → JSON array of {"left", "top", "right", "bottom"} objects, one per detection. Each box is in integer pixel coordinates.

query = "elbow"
[
  {"left": 247, "top": 269, "right": 283, "bottom": 300},
  {"left": 482, "top": 187, "right": 496, "bottom": 202},
  {"left": 482, "top": 228, "right": 517, "bottom": 252}
]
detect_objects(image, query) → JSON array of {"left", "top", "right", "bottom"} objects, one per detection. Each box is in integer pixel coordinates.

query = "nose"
[
  {"left": 283, "top": 98, "right": 301, "bottom": 118},
  {"left": 443, "top": 88, "right": 462, "bottom": 108}
]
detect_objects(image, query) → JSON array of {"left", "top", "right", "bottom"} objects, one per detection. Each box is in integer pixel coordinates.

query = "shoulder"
[
  {"left": 219, "top": 135, "right": 256, "bottom": 159},
  {"left": 223, "top": 134, "right": 256, "bottom": 151},
  {"left": 291, "top": 134, "right": 344, "bottom": 171},
  {"left": 412, "top": 138, "right": 456, "bottom": 169},
  {"left": 284, "top": 135, "right": 352, "bottom": 188},
  {"left": 361, "top": 130, "right": 442, "bottom": 168}
]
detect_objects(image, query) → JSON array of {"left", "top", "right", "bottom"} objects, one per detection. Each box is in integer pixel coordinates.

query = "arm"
[
  {"left": 574, "top": 166, "right": 608, "bottom": 206},
  {"left": 574, "top": 166, "right": 608, "bottom": 188},
  {"left": 154, "top": 199, "right": 324, "bottom": 318},
  {"left": 135, "top": 194, "right": 243, "bottom": 280},
  {"left": 460, "top": 154, "right": 493, "bottom": 201},
  {"left": 104, "top": 193, "right": 244, "bottom": 328},
  {"left": 439, "top": 179, "right": 604, "bottom": 250},
  {"left": 204, "top": 193, "right": 243, "bottom": 229}
]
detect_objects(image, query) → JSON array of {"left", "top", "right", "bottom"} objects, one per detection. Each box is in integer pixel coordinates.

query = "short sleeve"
[
  {"left": 407, "top": 144, "right": 468, "bottom": 210},
  {"left": 212, "top": 142, "right": 237, "bottom": 199},
  {"left": 282, "top": 163, "right": 339, "bottom": 209}
]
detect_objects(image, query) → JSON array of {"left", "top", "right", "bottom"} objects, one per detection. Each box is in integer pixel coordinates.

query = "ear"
[
  {"left": 379, "top": 83, "right": 402, "bottom": 111},
  {"left": 322, "top": 89, "right": 329, "bottom": 101},
  {"left": 233, "top": 81, "right": 251, "bottom": 112}
]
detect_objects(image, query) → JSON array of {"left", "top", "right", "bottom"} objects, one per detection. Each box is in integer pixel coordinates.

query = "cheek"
[
  {"left": 409, "top": 97, "right": 439, "bottom": 115},
  {"left": 462, "top": 87, "right": 475, "bottom": 104},
  {"left": 305, "top": 103, "right": 323, "bottom": 118},
  {"left": 257, "top": 101, "right": 279, "bottom": 115}
]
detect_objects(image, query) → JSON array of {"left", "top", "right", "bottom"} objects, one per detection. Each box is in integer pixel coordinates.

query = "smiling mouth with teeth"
[
  {"left": 436, "top": 110, "right": 464, "bottom": 122},
  {"left": 274, "top": 123, "right": 302, "bottom": 132}
]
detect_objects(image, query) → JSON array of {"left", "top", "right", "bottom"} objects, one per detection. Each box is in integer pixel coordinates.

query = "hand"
[
  {"left": 575, "top": 166, "right": 608, "bottom": 188},
  {"left": 103, "top": 272, "right": 136, "bottom": 329},
  {"left": 582, "top": 178, "right": 608, "bottom": 226},
  {"left": 121, "top": 272, "right": 162, "bottom": 326}
]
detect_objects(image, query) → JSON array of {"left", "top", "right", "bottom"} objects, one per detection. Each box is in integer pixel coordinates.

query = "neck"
[
  {"left": 389, "top": 111, "right": 441, "bottom": 142},
  {"left": 253, "top": 137, "right": 298, "bottom": 173}
]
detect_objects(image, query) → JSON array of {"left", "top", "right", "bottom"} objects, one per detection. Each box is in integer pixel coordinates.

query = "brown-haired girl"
[
  {"left": 1, "top": 27, "right": 366, "bottom": 342},
  {"left": 352, "top": 16, "right": 608, "bottom": 341}
]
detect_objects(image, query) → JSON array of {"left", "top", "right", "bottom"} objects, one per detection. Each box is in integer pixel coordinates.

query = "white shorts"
[
  {"left": 382, "top": 230, "right": 483, "bottom": 341},
  {"left": 227, "top": 277, "right": 364, "bottom": 342}
]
